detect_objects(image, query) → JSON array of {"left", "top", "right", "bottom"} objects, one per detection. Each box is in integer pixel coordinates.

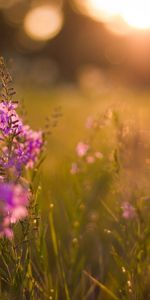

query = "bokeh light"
[
  {"left": 122, "top": 1, "right": 150, "bottom": 29},
  {"left": 24, "top": 4, "right": 63, "bottom": 41},
  {"left": 72, "top": 0, "right": 150, "bottom": 32},
  {"left": 73, "top": 0, "right": 123, "bottom": 23}
]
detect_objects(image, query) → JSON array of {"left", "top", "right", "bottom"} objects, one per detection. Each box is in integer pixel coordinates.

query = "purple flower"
[
  {"left": 21, "top": 126, "right": 43, "bottom": 168},
  {"left": 0, "top": 183, "right": 29, "bottom": 238},
  {"left": 0, "top": 97, "right": 43, "bottom": 238},
  {"left": 0, "top": 101, "right": 23, "bottom": 137},
  {"left": 121, "top": 202, "right": 136, "bottom": 219},
  {"left": 76, "top": 142, "right": 89, "bottom": 157},
  {"left": 0, "top": 124, "right": 43, "bottom": 175}
]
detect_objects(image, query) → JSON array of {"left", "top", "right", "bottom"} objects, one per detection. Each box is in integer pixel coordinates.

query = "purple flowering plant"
[
  {"left": 0, "top": 58, "right": 66, "bottom": 300},
  {"left": 67, "top": 107, "right": 150, "bottom": 299},
  {"left": 0, "top": 58, "right": 44, "bottom": 238}
]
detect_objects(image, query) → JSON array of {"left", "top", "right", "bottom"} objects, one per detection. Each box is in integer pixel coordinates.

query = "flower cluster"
[
  {"left": 70, "top": 112, "right": 113, "bottom": 175},
  {"left": 0, "top": 101, "right": 22, "bottom": 137},
  {"left": 0, "top": 101, "right": 43, "bottom": 176},
  {"left": 85, "top": 110, "right": 113, "bottom": 130},
  {"left": 0, "top": 59, "right": 44, "bottom": 238},
  {"left": 71, "top": 140, "right": 103, "bottom": 174}
]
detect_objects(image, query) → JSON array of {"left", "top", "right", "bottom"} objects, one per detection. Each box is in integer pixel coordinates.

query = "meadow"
[{"left": 1, "top": 68, "right": 150, "bottom": 300}]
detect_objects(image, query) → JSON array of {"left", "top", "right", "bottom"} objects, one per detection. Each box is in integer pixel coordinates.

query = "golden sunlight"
[
  {"left": 24, "top": 5, "right": 63, "bottom": 41},
  {"left": 122, "top": 0, "right": 150, "bottom": 29},
  {"left": 73, "top": 0, "right": 150, "bottom": 31},
  {"left": 73, "top": 0, "right": 122, "bottom": 23}
]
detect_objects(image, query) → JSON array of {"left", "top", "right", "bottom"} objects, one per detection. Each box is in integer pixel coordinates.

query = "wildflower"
[
  {"left": 0, "top": 101, "right": 23, "bottom": 137},
  {"left": 86, "top": 116, "right": 94, "bottom": 129},
  {"left": 95, "top": 151, "right": 103, "bottom": 159},
  {"left": 0, "top": 125, "right": 43, "bottom": 175},
  {"left": 70, "top": 163, "right": 79, "bottom": 174},
  {"left": 76, "top": 142, "right": 89, "bottom": 157},
  {"left": 21, "top": 125, "right": 43, "bottom": 168},
  {"left": 0, "top": 183, "right": 29, "bottom": 238},
  {"left": 0, "top": 58, "right": 43, "bottom": 239},
  {"left": 121, "top": 202, "right": 136, "bottom": 219},
  {"left": 86, "top": 155, "right": 95, "bottom": 164}
]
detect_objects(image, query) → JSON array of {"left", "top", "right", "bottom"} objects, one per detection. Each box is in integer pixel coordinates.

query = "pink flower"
[
  {"left": 70, "top": 163, "right": 79, "bottom": 174},
  {"left": 86, "top": 117, "right": 94, "bottom": 129},
  {"left": 76, "top": 142, "right": 89, "bottom": 157},
  {"left": 10, "top": 206, "right": 28, "bottom": 224},
  {"left": 0, "top": 183, "right": 29, "bottom": 238},
  {"left": 95, "top": 151, "right": 103, "bottom": 159},
  {"left": 86, "top": 156, "right": 95, "bottom": 164},
  {"left": 122, "top": 202, "right": 136, "bottom": 219},
  {"left": 0, "top": 228, "right": 13, "bottom": 239}
]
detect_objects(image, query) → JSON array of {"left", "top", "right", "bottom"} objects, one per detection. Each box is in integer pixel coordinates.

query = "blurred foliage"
[{"left": 0, "top": 86, "right": 149, "bottom": 299}]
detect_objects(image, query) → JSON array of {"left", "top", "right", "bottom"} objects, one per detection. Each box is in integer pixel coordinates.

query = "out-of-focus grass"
[
  {"left": 19, "top": 85, "right": 150, "bottom": 175},
  {"left": 3, "top": 84, "right": 150, "bottom": 299}
]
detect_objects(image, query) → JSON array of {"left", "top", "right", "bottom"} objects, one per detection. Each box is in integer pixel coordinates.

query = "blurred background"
[
  {"left": 1, "top": 0, "right": 150, "bottom": 173},
  {"left": 1, "top": 0, "right": 150, "bottom": 87}
]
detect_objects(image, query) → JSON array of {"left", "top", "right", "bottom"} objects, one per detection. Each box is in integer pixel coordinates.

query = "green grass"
[
  {"left": 1, "top": 84, "right": 150, "bottom": 299},
  {"left": 19, "top": 85, "right": 150, "bottom": 173}
]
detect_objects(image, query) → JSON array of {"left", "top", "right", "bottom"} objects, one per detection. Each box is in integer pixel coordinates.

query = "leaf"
[{"left": 83, "top": 271, "right": 119, "bottom": 300}]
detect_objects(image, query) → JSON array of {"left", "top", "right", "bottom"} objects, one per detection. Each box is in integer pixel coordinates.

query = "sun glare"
[
  {"left": 73, "top": 0, "right": 150, "bottom": 31},
  {"left": 122, "top": 1, "right": 150, "bottom": 29},
  {"left": 24, "top": 5, "right": 63, "bottom": 41},
  {"left": 74, "top": 0, "right": 122, "bottom": 23}
]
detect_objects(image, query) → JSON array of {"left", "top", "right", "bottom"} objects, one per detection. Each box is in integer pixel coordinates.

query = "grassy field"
[
  {"left": 1, "top": 83, "right": 150, "bottom": 299},
  {"left": 20, "top": 85, "right": 150, "bottom": 172}
]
